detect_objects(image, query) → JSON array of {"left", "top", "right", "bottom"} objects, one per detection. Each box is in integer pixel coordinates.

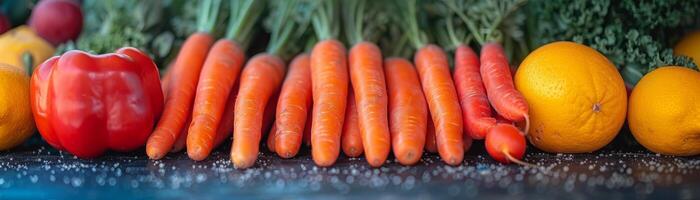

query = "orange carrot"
[
  {"left": 453, "top": 44, "right": 497, "bottom": 140},
  {"left": 267, "top": 123, "right": 277, "bottom": 153},
  {"left": 230, "top": 54, "right": 286, "bottom": 169},
  {"left": 425, "top": 114, "right": 437, "bottom": 153},
  {"left": 414, "top": 44, "right": 464, "bottom": 166},
  {"left": 310, "top": 39, "right": 349, "bottom": 167},
  {"left": 480, "top": 43, "right": 529, "bottom": 132},
  {"left": 262, "top": 92, "right": 280, "bottom": 153},
  {"left": 263, "top": 92, "right": 280, "bottom": 134},
  {"left": 161, "top": 68, "right": 171, "bottom": 98},
  {"left": 212, "top": 81, "right": 239, "bottom": 148},
  {"left": 348, "top": 42, "right": 390, "bottom": 167},
  {"left": 341, "top": 88, "right": 363, "bottom": 158},
  {"left": 146, "top": 32, "right": 215, "bottom": 159},
  {"left": 273, "top": 54, "right": 312, "bottom": 158},
  {"left": 171, "top": 116, "right": 192, "bottom": 152},
  {"left": 186, "top": 39, "right": 245, "bottom": 161},
  {"left": 303, "top": 107, "right": 312, "bottom": 146},
  {"left": 385, "top": 58, "right": 428, "bottom": 165}
]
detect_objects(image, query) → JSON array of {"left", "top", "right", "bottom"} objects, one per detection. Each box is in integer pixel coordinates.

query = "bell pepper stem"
[{"left": 22, "top": 52, "right": 33, "bottom": 76}]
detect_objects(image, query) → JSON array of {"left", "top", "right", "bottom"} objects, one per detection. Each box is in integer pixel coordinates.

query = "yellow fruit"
[
  {"left": 628, "top": 67, "right": 700, "bottom": 156},
  {"left": 0, "top": 26, "right": 55, "bottom": 71},
  {"left": 675, "top": 31, "right": 700, "bottom": 66},
  {"left": 515, "top": 41, "right": 627, "bottom": 153},
  {"left": 0, "top": 64, "right": 35, "bottom": 150}
]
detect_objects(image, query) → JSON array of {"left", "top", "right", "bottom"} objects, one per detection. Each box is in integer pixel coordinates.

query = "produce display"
[{"left": 0, "top": 0, "right": 698, "bottom": 198}]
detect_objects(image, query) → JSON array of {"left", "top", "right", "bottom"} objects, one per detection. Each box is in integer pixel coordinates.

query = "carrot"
[
  {"left": 146, "top": 32, "right": 215, "bottom": 159},
  {"left": 303, "top": 107, "right": 312, "bottom": 146},
  {"left": 230, "top": 54, "right": 286, "bottom": 169},
  {"left": 262, "top": 91, "right": 280, "bottom": 153},
  {"left": 395, "top": 0, "right": 463, "bottom": 165},
  {"left": 171, "top": 116, "right": 192, "bottom": 152},
  {"left": 485, "top": 123, "right": 528, "bottom": 165},
  {"left": 480, "top": 43, "right": 529, "bottom": 133},
  {"left": 273, "top": 54, "right": 312, "bottom": 158},
  {"left": 385, "top": 58, "right": 428, "bottom": 165},
  {"left": 424, "top": 115, "right": 437, "bottom": 153},
  {"left": 463, "top": 134, "right": 473, "bottom": 152},
  {"left": 309, "top": 39, "right": 348, "bottom": 167},
  {"left": 341, "top": 0, "right": 390, "bottom": 167},
  {"left": 414, "top": 44, "right": 465, "bottom": 166},
  {"left": 452, "top": 45, "right": 497, "bottom": 140},
  {"left": 186, "top": 39, "right": 246, "bottom": 161},
  {"left": 348, "top": 42, "right": 390, "bottom": 167},
  {"left": 267, "top": 123, "right": 277, "bottom": 153},
  {"left": 161, "top": 68, "right": 171, "bottom": 98},
  {"left": 212, "top": 81, "right": 239, "bottom": 148},
  {"left": 341, "top": 88, "right": 363, "bottom": 158},
  {"left": 180, "top": 81, "right": 238, "bottom": 154},
  {"left": 263, "top": 90, "right": 280, "bottom": 155},
  {"left": 146, "top": 0, "right": 222, "bottom": 160},
  {"left": 262, "top": 92, "right": 280, "bottom": 134}
]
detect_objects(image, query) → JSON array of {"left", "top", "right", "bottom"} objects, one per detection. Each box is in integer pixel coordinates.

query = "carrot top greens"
[
  {"left": 341, "top": 0, "right": 387, "bottom": 46},
  {"left": 196, "top": 0, "right": 223, "bottom": 34},
  {"left": 265, "top": 0, "right": 312, "bottom": 61},
  {"left": 224, "top": 0, "right": 264, "bottom": 50},
  {"left": 311, "top": 0, "right": 340, "bottom": 41},
  {"left": 429, "top": 0, "right": 528, "bottom": 62}
]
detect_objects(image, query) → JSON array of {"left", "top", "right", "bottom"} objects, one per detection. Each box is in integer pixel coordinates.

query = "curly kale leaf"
[{"left": 527, "top": 0, "right": 699, "bottom": 85}]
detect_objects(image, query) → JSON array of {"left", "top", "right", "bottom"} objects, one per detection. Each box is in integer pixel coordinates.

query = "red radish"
[
  {"left": 29, "top": 0, "right": 83, "bottom": 45},
  {"left": 480, "top": 43, "right": 530, "bottom": 134},
  {"left": 485, "top": 123, "right": 528, "bottom": 165}
]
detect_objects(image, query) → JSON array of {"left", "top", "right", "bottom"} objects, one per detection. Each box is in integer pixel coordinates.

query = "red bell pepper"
[{"left": 30, "top": 47, "right": 164, "bottom": 158}]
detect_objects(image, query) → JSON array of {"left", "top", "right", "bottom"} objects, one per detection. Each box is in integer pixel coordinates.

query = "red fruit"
[
  {"left": 485, "top": 123, "right": 526, "bottom": 164},
  {"left": 29, "top": 0, "right": 83, "bottom": 45},
  {"left": 0, "top": 13, "right": 10, "bottom": 34}
]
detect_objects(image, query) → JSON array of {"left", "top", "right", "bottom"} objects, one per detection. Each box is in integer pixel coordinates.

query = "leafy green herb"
[
  {"left": 526, "top": 0, "right": 699, "bottom": 85},
  {"left": 57, "top": 0, "right": 202, "bottom": 68}
]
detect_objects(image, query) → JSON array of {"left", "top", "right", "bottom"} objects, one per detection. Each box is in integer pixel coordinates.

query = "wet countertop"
[{"left": 0, "top": 135, "right": 698, "bottom": 199}]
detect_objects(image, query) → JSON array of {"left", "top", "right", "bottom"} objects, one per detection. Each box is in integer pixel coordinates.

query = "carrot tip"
[
  {"left": 232, "top": 159, "right": 254, "bottom": 169},
  {"left": 187, "top": 147, "right": 207, "bottom": 161},
  {"left": 445, "top": 157, "right": 461, "bottom": 166},
  {"left": 146, "top": 148, "right": 164, "bottom": 160},
  {"left": 405, "top": 152, "right": 414, "bottom": 160},
  {"left": 368, "top": 159, "right": 384, "bottom": 168},
  {"left": 278, "top": 150, "right": 294, "bottom": 159}
]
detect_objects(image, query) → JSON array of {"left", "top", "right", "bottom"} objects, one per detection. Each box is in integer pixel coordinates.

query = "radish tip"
[{"left": 504, "top": 151, "right": 536, "bottom": 168}]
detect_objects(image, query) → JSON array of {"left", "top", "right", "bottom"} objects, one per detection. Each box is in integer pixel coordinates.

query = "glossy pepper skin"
[{"left": 30, "top": 47, "right": 164, "bottom": 158}]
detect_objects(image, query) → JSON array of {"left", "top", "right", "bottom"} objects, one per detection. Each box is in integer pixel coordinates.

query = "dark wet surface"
[{"left": 0, "top": 134, "right": 698, "bottom": 200}]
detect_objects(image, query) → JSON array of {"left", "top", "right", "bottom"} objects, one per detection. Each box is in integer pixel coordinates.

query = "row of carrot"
[{"left": 146, "top": 0, "right": 532, "bottom": 168}]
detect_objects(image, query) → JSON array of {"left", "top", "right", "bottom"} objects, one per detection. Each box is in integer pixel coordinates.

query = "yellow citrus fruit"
[
  {"left": 628, "top": 67, "right": 700, "bottom": 156},
  {"left": 514, "top": 41, "right": 627, "bottom": 153},
  {"left": 0, "top": 64, "right": 35, "bottom": 150},
  {"left": 674, "top": 31, "right": 700, "bottom": 66}
]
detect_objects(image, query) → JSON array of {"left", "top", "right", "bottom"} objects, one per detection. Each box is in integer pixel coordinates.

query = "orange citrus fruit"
[
  {"left": 0, "top": 63, "right": 35, "bottom": 150},
  {"left": 628, "top": 66, "right": 700, "bottom": 156},
  {"left": 514, "top": 41, "right": 627, "bottom": 153},
  {"left": 674, "top": 31, "right": 700, "bottom": 66}
]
